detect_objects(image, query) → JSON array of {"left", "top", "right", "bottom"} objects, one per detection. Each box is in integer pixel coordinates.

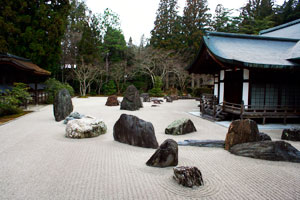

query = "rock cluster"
[
  {"left": 281, "top": 128, "right": 300, "bottom": 141},
  {"left": 229, "top": 141, "right": 300, "bottom": 163},
  {"left": 113, "top": 114, "right": 158, "bottom": 148},
  {"left": 146, "top": 139, "right": 178, "bottom": 167},
  {"left": 173, "top": 166, "right": 204, "bottom": 187},
  {"left": 65, "top": 117, "right": 107, "bottom": 139},
  {"left": 120, "top": 85, "right": 143, "bottom": 111},
  {"left": 105, "top": 95, "right": 119, "bottom": 106},
  {"left": 53, "top": 89, "right": 73, "bottom": 122},
  {"left": 165, "top": 119, "right": 197, "bottom": 135}
]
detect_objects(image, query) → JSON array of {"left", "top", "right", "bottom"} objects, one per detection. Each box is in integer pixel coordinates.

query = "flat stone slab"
[
  {"left": 229, "top": 141, "right": 300, "bottom": 163},
  {"left": 63, "top": 112, "right": 85, "bottom": 124},
  {"left": 178, "top": 140, "right": 225, "bottom": 148}
]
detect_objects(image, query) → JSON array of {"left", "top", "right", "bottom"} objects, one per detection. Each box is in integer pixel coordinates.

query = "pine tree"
[
  {"left": 150, "top": 0, "right": 180, "bottom": 50},
  {"left": 238, "top": 0, "right": 275, "bottom": 34},
  {"left": 0, "top": 0, "right": 70, "bottom": 75},
  {"left": 275, "top": 0, "right": 300, "bottom": 24},
  {"left": 181, "top": 0, "right": 211, "bottom": 59}
]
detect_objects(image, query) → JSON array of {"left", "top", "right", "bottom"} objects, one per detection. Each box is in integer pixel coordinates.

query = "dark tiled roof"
[
  {"left": 259, "top": 19, "right": 300, "bottom": 40},
  {"left": 0, "top": 53, "right": 51, "bottom": 76}
]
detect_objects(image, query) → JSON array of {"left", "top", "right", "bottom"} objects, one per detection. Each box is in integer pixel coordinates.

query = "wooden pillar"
[
  {"left": 191, "top": 73, "right": 195, "bottom": 89},
  {"left": 196, "top": 75, "right": 200, "bottom": 88},
  {"left": 214, "top": 74, "right": 219, "bottom": 98},
  {"left": 35, "top": 81, "right": 38, "bottom": 105},
  {"left": 219, "top": 70, "right": 225, "bottom": 104},
  {"left": 165, "top": 73, "right": 169, "bottom": 90},
  {"left": 242, "top": 69, "right": 250, "bottom": 107}
]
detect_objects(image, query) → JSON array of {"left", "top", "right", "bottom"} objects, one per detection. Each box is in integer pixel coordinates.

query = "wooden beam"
[{"left": 206, "top": 49, "right": 226, "bottom": 68}]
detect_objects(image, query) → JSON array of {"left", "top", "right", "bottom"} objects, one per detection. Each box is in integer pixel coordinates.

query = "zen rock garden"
[
  {"left": 50, "top": 86, "right": 300, "bottom": 191},
  {"left": 53, "top": 85, "right": 300, "bottom": 189}
]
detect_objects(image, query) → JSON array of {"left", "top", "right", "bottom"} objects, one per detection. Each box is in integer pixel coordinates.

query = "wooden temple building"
[
  {"left": 187, "top": 19, "right": 300, "bottom": 123},
  {"left": 0, "top": 53, "right": 51, "bottom": 104}
]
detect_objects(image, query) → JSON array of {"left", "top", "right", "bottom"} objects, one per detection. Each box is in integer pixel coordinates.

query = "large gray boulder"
[
  {"left": 113, "top": 114, "right": 158, "bottom": 148},
  {"left": 229, "top": 141, "right": 300, "bottom": 163},
  {"left": 146, "top": 139, "right": 178, "bottom": 167},
  {"left": 173, "top": 166, "right": 204, "bottom": 188},
  {"left": 65, "top": 117, "right": 107, "bottom": 139},
  {"left": 53, "top": 89, "right": 73, "bottom": 121},
  {"left": 282, "top": 128, "right": 300, "bottom": 141},
  {"left": 165, "top": 119, "right": 197, "bottom": 135},
  {"left": 120, "top": 85, "right": 143, "bottom": 111}
]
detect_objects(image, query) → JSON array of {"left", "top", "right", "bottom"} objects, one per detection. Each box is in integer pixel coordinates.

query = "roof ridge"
[
  {"left": 259, "top": 18, "right": 300, "bottom": 35},
  {"left": 0, "top": 53, "right": 31, "bottom": 62},
  {"left": 205, "top": 31, "right": 299, "bottom": 42}
]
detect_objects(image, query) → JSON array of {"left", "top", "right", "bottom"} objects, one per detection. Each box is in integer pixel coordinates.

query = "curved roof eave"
[{"left": 203, "top": 35, "right": 298, "bottom": 70}]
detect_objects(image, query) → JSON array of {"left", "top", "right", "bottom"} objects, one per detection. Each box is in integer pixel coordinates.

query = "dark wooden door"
[{"left": 224, "top": 70, "right": 243, "bottom": 104}]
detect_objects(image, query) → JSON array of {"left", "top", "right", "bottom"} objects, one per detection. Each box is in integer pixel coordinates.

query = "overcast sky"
[{"left": 85, "top": 0, "right": 285, "bottom": 45}]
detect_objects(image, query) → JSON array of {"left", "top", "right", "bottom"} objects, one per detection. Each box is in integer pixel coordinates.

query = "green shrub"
[
  {"left": 148, "top": 76, "right": 164, "bottom": 97},
  {"left": 103, "top": 80, "right": 117, "bottom": 95},
  {"left": 0, "top": 82, "right": 31, "bottom": 117},
  {"left": 44, "top": 78, "right": 74, "bottom": 103},
  {"left": 192, "top": 87, "right": 213, "bottom": 97},
  {"left": 89, "top": 91, "right": 97, "bottom": 96},
  {"left": 0, "top": 103, "right": 22, "bottom": 117}
]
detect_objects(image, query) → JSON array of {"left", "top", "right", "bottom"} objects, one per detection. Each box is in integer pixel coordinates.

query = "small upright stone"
[
  {"left": 121, "top": 85, "right": 143, "bottom": 111},
  {"left": 105, "top": 95, "right": 119, "bottom": 106},
  {"left": 257, "top": 132, "right": 272, "bottom": 141},
  {"left": 224, "top": 119, "right": 259, "bottom": 150},
  {"left": 282, "top": 128, "right": 300, "bottom": 141},
  {"left": 170, "top": 95, "right": 178, "bottom": 101},
  {"left": 173, "top": 166, "right": 204, "bottom": 188},
  {"left": 165, "top": 119, "right": 197, "bottom": 135},
  {"left": 53, "top": 89, "right": 73, "bottom": 122},
  {"left": 165, "top": 96, "right": 173, "bottom": 102},
  {"left": 146, "top": 139, "right": 178, "bottom": 167},
  {"left": 140, "top": 93, "right": 150, "bottom": 102}
]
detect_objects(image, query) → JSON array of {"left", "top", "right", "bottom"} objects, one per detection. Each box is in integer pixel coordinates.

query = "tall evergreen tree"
[
  {"left": 211, "top": 4, "right": 241, "bottom": 32},
  {"left": 238, "top": 0, "right": 275, "bottom": 34},
  {"left": 0, "top": 0, "right": 70, "bottom": 75},
  {"left": 275, "top": 0, "right": 300, "bottom": 24},
  {"left": 150, "top": 0, "right": 181, "bottom": 50},
  {"left": 181, "top": 0, "right": 211, "bottom": 59}
]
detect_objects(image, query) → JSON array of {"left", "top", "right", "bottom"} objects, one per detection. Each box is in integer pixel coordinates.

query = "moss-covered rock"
[{"left": 165, "top": 119, "right": 197, "bottom": 135}]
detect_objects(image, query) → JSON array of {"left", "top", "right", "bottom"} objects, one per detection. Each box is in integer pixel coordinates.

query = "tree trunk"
[
  {"left": 165, "top": 73, "right": 169, "bottom": 91},
  {"left": 105, "top": 53, "right": 109, "bottom": 82},
  {"left": 191, "top": 73, "right": 195, "bottom": 89}
]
